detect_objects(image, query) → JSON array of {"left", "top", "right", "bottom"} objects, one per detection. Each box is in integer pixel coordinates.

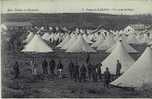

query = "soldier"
[
  {"left": 92, "top": 65, "right": 97, "bottom": 82},
  {"left": 116, "top": 60, "right": 122, "bottom": 77},
  {"left": 103, "top": 67, "right": 111, "bottom": 88},
  {"left": 73, "top": 62, "right": 79, "bottom": 82},
  {"left": 80, "top": 64, "right": 87, "bottom": 82},
  {"left": 86, "top": 53, "right": 90, "bottom": 63},
  {"left": 57, "top": 60, "right": 64, "bottom": 79},
  {"left": 42, "top": 59, "right": 48, "bottom": 74},
  {"left": 68, "top": 60, "right": 74, "bottom": 79},
  {"left": 13, "top": 61, "right": 20, "bottom": 79},
  {"left": 87, "top": 62, "right": 92, "bottom": 80},
  {"left": 49, "top": 59, "right": 56, "bottom": 75},
  {"left": 96, "top": 63, "right": 102, "bottom": 81},
  {"left": 32, "top": 62, "right": 38, "bottom": 80}
]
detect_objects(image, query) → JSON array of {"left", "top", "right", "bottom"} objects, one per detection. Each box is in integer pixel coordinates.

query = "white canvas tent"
[
  {"left": 97, "top": 36, "right": 116, "bottom": 50},
  {"left": 101, "top": 40, "right": 135, "bottom": 74},
  {"left": 140, "top": 34, "right": 151, "bottom": 44},
  {"left": 91, "top": 35, "right": 105, "bottom": 48},
  {"left": 22, "top": 34, "right": 53, "bottom": 52},
  {"left": 23, "top": 32, "right": 34, "bottom": 43},
  {"left": 56, "top": 35, "right": 71, "bottom": 48},
  {"left": 83, "top": 34, "right": 93, "bottom": 44},
  {"left": 111, "top": 47, "right": 152, "bottom": 88},
  {"left": 66, "top": 35, "right": 96, "bottom": 52},
  {"left": 123, "top": 25, "right": 135, "bottom": 34},
  {"left": 41, "top": 32, "right": 52, "bottom": 41},
  {"left": 106, "top": 39, "right": 138, "bottom": 53},
  {"left": 127, "top": 34, "right": 141, "bottom": 44},
  {"left": 0, "top": 24, "right": 8, "bottom": 32},
  {"left": 61, "top": 36, "right": 77, "bottom": 50}
]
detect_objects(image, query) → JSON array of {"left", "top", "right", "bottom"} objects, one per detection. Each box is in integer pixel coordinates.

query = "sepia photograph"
[{"left": 1, "top": 0, "right": 152, "bottom": 98}]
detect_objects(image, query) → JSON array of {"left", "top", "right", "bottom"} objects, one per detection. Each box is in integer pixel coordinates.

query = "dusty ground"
[{"left": 2, "top": 44, "right": 152, "bottom": 98}]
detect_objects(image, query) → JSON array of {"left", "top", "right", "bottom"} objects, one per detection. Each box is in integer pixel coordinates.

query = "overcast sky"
[{"left": 1, "top": 0, "right": 152, "bottom": 15}]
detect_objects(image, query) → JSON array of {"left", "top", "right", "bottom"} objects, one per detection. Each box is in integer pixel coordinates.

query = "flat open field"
[{"left": 2, "top": 44, "right": 152, "bottom": 98}]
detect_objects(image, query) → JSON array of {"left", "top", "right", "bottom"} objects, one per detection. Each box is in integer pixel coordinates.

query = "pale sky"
[{"left": 1, "top": 0, "right": 152, "bottom": 15}]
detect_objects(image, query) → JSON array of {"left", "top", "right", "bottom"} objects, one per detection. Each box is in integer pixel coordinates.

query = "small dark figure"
[
  {"left": 86, "top": 53, "right": 90, "bottom": 64},
  {"left": 96, "top": 63, "right": 102, "bottom": 81},
  {"left": 80, "top": 64, "right": 87, "bottom": 82},
  {"left": 13, "top": 61, "right": 20, "bottom": 79},
  {"left": 103, "top": 67, "right": 111, "bottom": 88},
  {"left": 92, "top": 66, "right": 97, "bottom": 82},
  {"left": 87, "top": 62, "right": 92, "bottom": 80},
  {"left": 73, "top": 63, "right": 80, "bottom": 82},
  {"left": 42, "top": 59, "right": 48, "bottom": 74},
  {"left": 57, "top": 60, "right": 64, "bottom": 78},
  {"left": 68, "top": 60, "right": 74, "bottom": 79},
  {"left": 32, "top": 62, "right": 38, "bottom": 75},
  {"left": 32, "top": 62, "right": 38, "bottom": 80},
  {"left": 49, "top": 59, "right": 56, "bottom": 75},
  {"left": 116, "top": 60, "right": 122, "bottom": 77}
]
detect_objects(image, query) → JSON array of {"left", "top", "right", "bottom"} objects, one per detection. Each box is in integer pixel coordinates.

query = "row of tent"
[
  {"left": 22, "top": 25, "right": 152, "bottom": 45},
  {"left": 23, "top": 32, "right": 141, "bottom": 53},
  {"left": 29, "top": 26, "right": 152, "bottom": 42},
  {"left": 23, "top": 31, "right": 152, "bottom": 53},
  {"left": 22, "top": 32, "right": 152, "bottom": 88}
]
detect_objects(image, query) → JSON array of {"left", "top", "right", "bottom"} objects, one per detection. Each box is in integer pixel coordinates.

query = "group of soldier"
[
  {"left": 33, "top": 59, "right": 64, "bottom": 79},
  {"left": 68, "top": 61, "right": 102, "bottom": 82},
  {"left": 13, "top": 59, "right": 122, "bottom": 88}
]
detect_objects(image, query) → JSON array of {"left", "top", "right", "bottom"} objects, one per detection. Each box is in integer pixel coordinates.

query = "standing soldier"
[
  {"left": 42, "top": 59, "right": 48, "bottom": 74},
  {"left": 68, "top": 60, "right": 74, "bottom": 79},
  {"left": 49, "top": 59, "right": 56, "bottom": 75},
  {"left": 31, "top": 60, "right": 34, "bottom": 74},
  {"left": 116, "top": 60, "right": 122, "bottom": 77},
  {"left": 57, "top": 60, "right": 64, "bottom": 79},
  {"left": 13, "top": 61, "right": 20, "bottom": 79},
  {"left": 73, "top": 62, "right": 79, "bottom": 82},
  {"left": 103, "top": 67, "right": 111, "bottom": 88},
  {"left": 80, "top": 64, "right": 87, "bottom": 82},
  {"left": 96, "top": 63, "right": 102, "bottom": 81},
  {"left": 32, "top": 62, "right": 38, "bottom": 80},
  {"left": 87, "top": 62, "right": 92, "bottom": 80},
  {"left": 92, "top": 65, "right": 97, "bottom": 82},
  {"left": 86, "top": 53, "right": 90, "bottom": 64}
]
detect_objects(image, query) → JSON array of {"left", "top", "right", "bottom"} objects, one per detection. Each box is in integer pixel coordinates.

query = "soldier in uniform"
[
  {"left": 49, "top": 59, "right": 56, "bottom": 75},
  {"left": 42, "top": 59, "right": 48, "bottom": 74},
  {"left": 116, "top": 60, "right": 122, "bottom": 77},
  {"left": 103, "top": 67, "right": 111, "bottom": 88},
  {"left": 13, "top": 61, "right": 20, "bottom": 79},
  {"left": 73, "top": 62, "right": 80, "bottom": 82},
  {"left": 80, "top": 64, "right": 87, "bottom": 82},
  {"left": 68, "top": 60, "right": 74, "bottom": 79}
]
